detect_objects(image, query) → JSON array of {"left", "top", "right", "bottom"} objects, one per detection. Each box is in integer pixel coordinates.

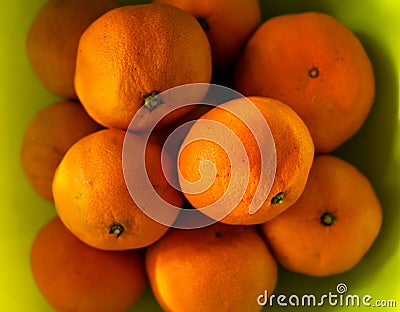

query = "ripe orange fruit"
[
  {"left": 31, "top": 217, "right": 147, "bottom": 312},
  {"left": 234, "top": 12, "right": 375, "bottom": 153},
  {"left": 152, "top": 0, "right": 261, "bottom": 68},
  {"left": 146, "top": 222, "right": 278, "bottom": 312},
  {"left": 26, "top": 0, "right": 120, "bottom": 99},
  {"left": 20, "top": 101, "right": 102, "bottom": 202},
  {"left": 74, "top": 3, "right": 212, "bottom": 130},
  {"left": 178, "top": 96, "right": 314, "bottom": 225},
  {"left": 53, "top": 128, "right": 183, "bottom": 250},
  {"left": 260, "top": 155, "right": 382, "bottom": 276}
]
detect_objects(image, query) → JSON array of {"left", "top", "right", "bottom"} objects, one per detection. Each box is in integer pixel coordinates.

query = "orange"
[
  {"left": 53, "top": 128, "right": 183, "bottom": 250},
  {"left": 26, "top": 0, "right": 120, "bottom": 99},
  {"left": 74, "top": 3, "right": 212, "bottom": 130},
  {"left": 178, "top": 96, "right": 314, "bottom": 225},
  {"left": 260, "top": 155, "right": 382, "bottom": 276},
  {"left": 20, "top": 101, "right": 102, "bottom": 202},
  {"left": 234, "top": 12, "right": 375, "bottom": 153},
  {"left": 152, "top": 0, "right": 261, "bottom": 68},
  {"left": 31, "top": 217, "right": 147, "bottom": 312},
  {"left": 146, "top": 222, "right": 278, "bottom": 312}
]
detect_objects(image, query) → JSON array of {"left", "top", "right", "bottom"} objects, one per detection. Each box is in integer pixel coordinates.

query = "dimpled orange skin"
[
  {"left": 31, "top": 217, "right": 147, "bottom": 312},
  {"left": 26, "top": 0, "right": 120, "bottom": 99},
  {"left": 20, "top": 101, "right": 102, "bottom": 202},
  {"left": 53, "top": 128, "right": 183, "bottom": 250},
  {"left": 178, "top": 96, "right": 314, "bottom": 225},
  {"left": 146, "top": 222, "right": 278, "bottom": 312},
  {"left": 260, "top": 155, "right": 382, "bottom": 277},
  {"left": 74, "top": 3, "right": 212, "bottom": 130},
  {"left": 234, "top": 12, "right": 375, "bottom": 153},
  {"left": 152, "top": 0, "right": 261, "bottom": 68}
]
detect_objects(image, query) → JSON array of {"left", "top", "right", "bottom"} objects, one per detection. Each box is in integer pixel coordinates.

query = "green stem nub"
[
  {"left": 197, "top": 18, "right": 209, "bottom": 30},
  {"left": 109, "top": 222, "right": 124, "bottom": 238},
  {"left": 271, "top": 192, "right": 285, "bottom": 205},
  {"left": 320, "top": 212, "right": 336, "bottom": 226},
  {"left": 144, "top": 92, "right": 161, "bottom": 112}
]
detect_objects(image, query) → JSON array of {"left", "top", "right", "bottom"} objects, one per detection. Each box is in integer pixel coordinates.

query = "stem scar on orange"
[{"left": 260, "top": 155, "right": 382, "bottom": 277}]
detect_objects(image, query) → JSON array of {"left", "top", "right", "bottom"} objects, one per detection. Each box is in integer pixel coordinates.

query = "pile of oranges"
[{"left": 22, "top": 0, "right": 383, "bottom": 311}]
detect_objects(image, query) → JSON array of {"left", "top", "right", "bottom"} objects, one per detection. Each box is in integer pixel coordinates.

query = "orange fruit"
[
  {"left": 31, "top": 217, "right": 147, "bottom": 312},
  {"left": 26, "top": 0, "right": 120, "bottom": 99},
  {"left": 260, "top": 155, "right": 382, "bottom": 276},
  {"left": 146, "top": 222, "right": 278, "bottom": 312},
  {"left": 152, "top": 0, "right": 261, "bottom": 68},
  {"left": 234, "top": 12, "right": 375, "bottom": 153},
  {"left": 178, "top": 96, "right": 314, "bottom": 225},
  {"left": 74, "top": 3, "right": 212, "bottom": 130},
  {"left": 53, "top": 128, "right": 183, "bottom": 250},
  {"left": 20, "top": 101, "right": 102, "bottom": 202}
]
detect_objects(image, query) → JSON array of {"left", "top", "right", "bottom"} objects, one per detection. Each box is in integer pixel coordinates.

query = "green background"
[{"left": 1, "top": 0, "right": 398, "bottom": 311}]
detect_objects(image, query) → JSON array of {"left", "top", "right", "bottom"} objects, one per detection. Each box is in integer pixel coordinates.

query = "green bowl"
[{"left": 2, "top": 0, "right": 398, "bottom": 311}]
